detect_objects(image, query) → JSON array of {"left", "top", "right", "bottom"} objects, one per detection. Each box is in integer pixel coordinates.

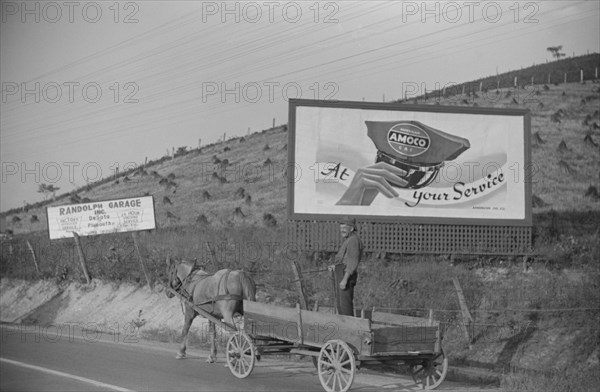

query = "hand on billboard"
[{"left": 335, "top": 162, "right": 408, "bottom": 206}]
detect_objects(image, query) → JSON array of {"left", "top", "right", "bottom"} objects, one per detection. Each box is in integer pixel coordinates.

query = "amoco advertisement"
[{"left": 288, "top": 99, "right": 531, "bottom": 225}]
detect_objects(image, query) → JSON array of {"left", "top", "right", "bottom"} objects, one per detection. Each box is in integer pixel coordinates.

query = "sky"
[{"left": 1, "top": 0, "right": 599, "bottom": 212}]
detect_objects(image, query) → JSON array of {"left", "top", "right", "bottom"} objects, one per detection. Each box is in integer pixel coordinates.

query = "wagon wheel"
[
  {"left": 317, "top": 340, "right": 356, "bottom": 392},
  {"left": 226, "top": 332, "right": 255, "bottom": 379},
  {"left": 409, "top": 350, "right": 448, "bottom": 390}
]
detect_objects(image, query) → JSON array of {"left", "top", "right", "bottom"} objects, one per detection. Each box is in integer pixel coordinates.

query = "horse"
[{"left": 165, "top": 257, "right": 256, "bottom": 363}]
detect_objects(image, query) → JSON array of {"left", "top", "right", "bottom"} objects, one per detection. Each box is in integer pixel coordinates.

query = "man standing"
[{"left": 329, "top": 217, "right": 363, "bottom": 316}]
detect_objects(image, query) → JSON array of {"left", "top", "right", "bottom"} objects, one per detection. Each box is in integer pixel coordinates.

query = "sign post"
[{"left": 72, "top": 232, "right": 91, "bottom": 284}]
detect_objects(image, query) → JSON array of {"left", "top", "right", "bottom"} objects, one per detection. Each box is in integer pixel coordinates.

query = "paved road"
[{"left": 1, "top": 324, "right": 499, "bottom": 392}]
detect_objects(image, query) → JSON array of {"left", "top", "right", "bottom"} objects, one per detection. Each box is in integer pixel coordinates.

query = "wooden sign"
[{"left": 46, "top": 196, "right": 156, "bottom": 239}]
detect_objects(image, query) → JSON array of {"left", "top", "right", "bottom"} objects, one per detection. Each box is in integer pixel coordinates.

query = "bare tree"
[
  {"left": 175, "top": 146, "right": 188, "bottom": 156},
  {"left": 547, "top": 45, "right": 565, "bottom": 60},
  {"left": 37, "top": 184, "right": 60, "bottom": 200}
]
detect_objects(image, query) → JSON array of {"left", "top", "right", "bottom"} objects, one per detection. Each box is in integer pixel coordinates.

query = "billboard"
[
  {"left": 288, "top": 99, "right": 531, "bottom": 226},
  {"left": 47, "top": 196, "right": 156, "bottom": 239}
]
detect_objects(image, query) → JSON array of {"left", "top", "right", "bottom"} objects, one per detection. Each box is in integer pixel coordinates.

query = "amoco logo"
[{"left": 387, "top": 123, "right": 430, "bottom": 157}]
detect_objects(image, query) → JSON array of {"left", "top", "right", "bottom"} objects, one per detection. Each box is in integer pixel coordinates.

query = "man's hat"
[{"left": 340, "top": 216, "right": 356, "bottom": 227}]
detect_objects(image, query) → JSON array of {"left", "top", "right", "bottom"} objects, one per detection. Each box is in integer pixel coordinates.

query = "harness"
[{"left": 168, "top": 261, "right": 243, "bottom": 313}]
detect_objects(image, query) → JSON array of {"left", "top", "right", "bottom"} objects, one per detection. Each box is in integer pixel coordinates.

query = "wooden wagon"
[{"left": 225, "top": 300, "right": 448, "bottom": 391}]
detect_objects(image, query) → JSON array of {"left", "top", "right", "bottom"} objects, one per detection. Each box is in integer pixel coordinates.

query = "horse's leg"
[
  {"left": 207, "top": 321, "right": 217, "bottom": 363},
  {"left": 177, "top": 306, "right": 195, "bottom": 359},
  {"left": 220, "top": 304, "right": 235, "bottom": 367}
]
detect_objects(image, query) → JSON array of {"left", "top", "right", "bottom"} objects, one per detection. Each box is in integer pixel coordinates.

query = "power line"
[{"left": 2, "top": 1, "right": 597, "bottom": 158}]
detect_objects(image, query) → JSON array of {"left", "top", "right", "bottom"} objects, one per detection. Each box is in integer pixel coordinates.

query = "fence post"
[
  {"left": 290, "top": 257, "right": 308, "bottom": 310},
  {"left": 452, "top": 277, "right": 473, "bottom": 347},
  {"left": 26, "top": 240, "right": 41, "bottom": 276},
  {"left": 72, "top": 232, "right": 91, "bottom": 284},
  {"left": 131, "top": 232, "right": 152, "bottom": 289},
  {"left": 205, "top": 242, "right": 220, "bottom": 269}
]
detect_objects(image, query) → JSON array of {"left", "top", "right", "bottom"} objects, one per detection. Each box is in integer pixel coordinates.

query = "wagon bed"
[{"left": 226, "top": 300, "right": 447, "bottom": 391}]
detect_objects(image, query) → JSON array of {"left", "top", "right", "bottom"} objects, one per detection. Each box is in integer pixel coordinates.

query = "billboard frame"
[{"left": 287, "top": 98, "right": 532, "bottom": 227}]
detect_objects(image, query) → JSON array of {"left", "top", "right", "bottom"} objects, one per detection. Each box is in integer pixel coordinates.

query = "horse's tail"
[{"left": 239, "top": 270, "right": 256, "bottom": 301}]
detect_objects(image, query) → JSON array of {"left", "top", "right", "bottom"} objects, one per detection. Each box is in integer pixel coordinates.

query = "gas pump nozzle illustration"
[{"left": 365, "top": 120, "right": 471, "bottom": 189}]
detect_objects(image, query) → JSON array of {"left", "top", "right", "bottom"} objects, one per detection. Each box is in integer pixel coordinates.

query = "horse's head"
[{"left": 165, "top": 257, "right": 181, "bottom": 298}]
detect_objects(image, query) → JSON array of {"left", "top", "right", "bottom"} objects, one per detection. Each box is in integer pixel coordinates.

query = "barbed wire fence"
[{"left": 399, "top": 54, "right": 600, "bottom": 103}]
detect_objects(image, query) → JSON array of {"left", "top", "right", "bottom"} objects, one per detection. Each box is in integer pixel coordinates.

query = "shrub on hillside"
[{"left": 263, "top": 213, "right": 277, "bottom": 227}]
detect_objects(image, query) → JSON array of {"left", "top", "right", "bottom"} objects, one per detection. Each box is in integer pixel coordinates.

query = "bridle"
[
  {"left": 166, "top": 259, "right": 242, "bottom": 306},
  {"left": 167, "top": 261, "right": 183, "bottom": 292}
]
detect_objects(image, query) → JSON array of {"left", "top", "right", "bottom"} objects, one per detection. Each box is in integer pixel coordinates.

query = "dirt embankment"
[{"left": 0, "top": 278, "right": 211, "bottom": 345}]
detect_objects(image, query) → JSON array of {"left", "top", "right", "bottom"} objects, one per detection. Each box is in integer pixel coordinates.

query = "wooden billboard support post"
[
  {"left": 131, "top": 232, "right": 152, "bottom": 289},
  {"left": 72, "top": 232, "right": 91, "bottom": 284}
]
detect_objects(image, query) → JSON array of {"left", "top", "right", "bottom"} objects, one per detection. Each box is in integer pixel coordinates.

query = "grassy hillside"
[
  {"left": 3, "top": 80, "right": 600, "bottom": 234},
  {"left": 2, "top": 125, "right": 289, "bottom": 233}
]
